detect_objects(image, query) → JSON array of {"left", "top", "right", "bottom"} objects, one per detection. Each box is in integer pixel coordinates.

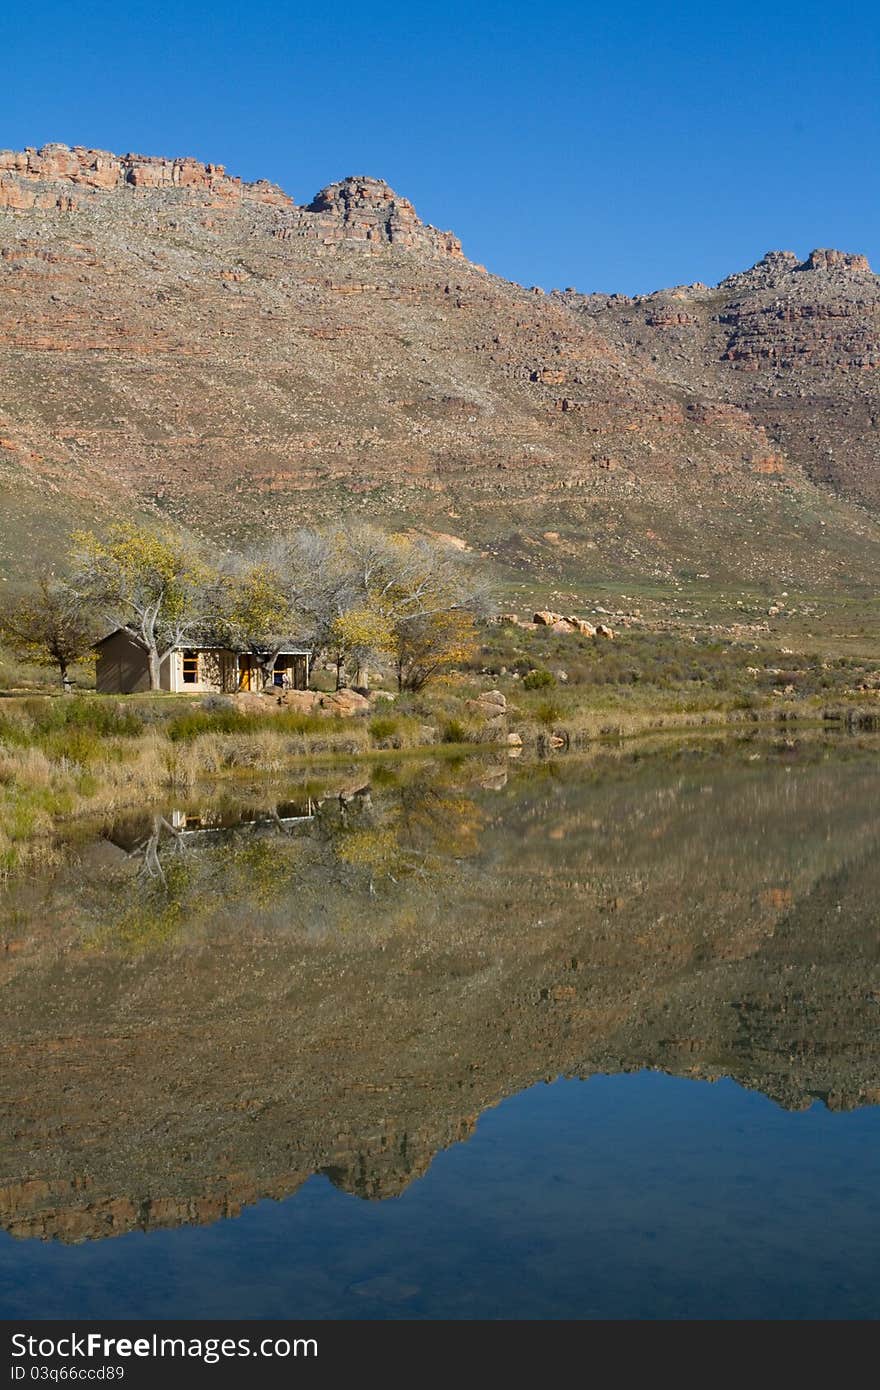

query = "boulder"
[
  {"left": 596, "top": 624, "right": 615, "bottom": 639},
  {"left": 320, "top": 689, "right": 370, "bottom": 717},
  {"left": 276, "top": 689, "right": 321, "bottom": 713},
  {"left": 465, "top": 699, "right": 505, "bottom": 722},
  {"left": 568, "top": 616, "right": 596, "bottom": 636},
  {"left": 231, "top": 692, "right": 271, "bottom": 714},
  {"left": 464, "top": 690, "right": 507, "bottom": 740},
  {"left": 533, "top": 610, "right": 563, "bottom": 626}
]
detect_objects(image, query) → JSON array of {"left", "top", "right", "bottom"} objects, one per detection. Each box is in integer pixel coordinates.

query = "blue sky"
[{"left": 4, "top": 0, "right": 878, "bottom": 293}]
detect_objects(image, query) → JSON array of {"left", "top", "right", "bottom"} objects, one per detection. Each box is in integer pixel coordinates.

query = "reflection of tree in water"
[
  {"left": 5, "top": 749, "right": 880, "bottom": 1244},
  {"left": 129, "top": 815, "right": 190, "bottom": 887},
  {"left": 318, "top": 782, "right": 484, "bottom": 894},
  {"left": 91, "top": 776, "right": 484, "bottom": 951}
]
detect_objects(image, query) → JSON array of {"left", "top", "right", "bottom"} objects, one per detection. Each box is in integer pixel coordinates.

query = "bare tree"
[{"left": 311, "top": 524, "right": 490, "bottom": 689}]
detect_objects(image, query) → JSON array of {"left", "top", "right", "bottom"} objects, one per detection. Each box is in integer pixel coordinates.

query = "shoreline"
[{"left": 4, "top": 705, "right": 880, "bottom": 874}]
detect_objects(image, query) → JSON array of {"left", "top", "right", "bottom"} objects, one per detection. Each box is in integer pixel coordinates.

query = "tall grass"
[
  {"left": 166, "top": 707, "right": 332, "bottom": 742},
  {"left": 0, "top": 696, "right": 374, "bottom": 872}
]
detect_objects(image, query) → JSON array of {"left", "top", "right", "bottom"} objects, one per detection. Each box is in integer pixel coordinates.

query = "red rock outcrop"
[
  {"left": 0, "top": 143, "right": 292, "bottom": 209},
  {"left": 307, "top": 175, "right": 462, "bottom": 257}
]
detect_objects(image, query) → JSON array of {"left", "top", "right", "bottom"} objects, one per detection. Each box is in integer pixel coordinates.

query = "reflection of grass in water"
[
  {"left": 335, "top": 827, "right": 399, "bottom": 870},
  {"left": 90, "top": 861, "right": 192, "bottom": 954},
  {"left": 227, "top": 838, "right": 298, "bottom": 909},
  {"left": 94, "top": 893, "right": 184, "bottom": 954}
]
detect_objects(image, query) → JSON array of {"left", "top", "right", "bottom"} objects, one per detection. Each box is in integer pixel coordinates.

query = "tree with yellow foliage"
[
  {"left": 392, "top": 607, "right": 479, "bottom": 692},
  {"left": 326, "top": 607, "right": 394, "bottom": 689},
  {"left": 315, "top": 525, "right": 488, "bottom": 690},
  {"left": 69, "top": 523, "right": 212, "bottom": 690}
]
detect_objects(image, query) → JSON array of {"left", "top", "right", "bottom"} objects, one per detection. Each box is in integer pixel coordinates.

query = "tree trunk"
[
  {"left": 147, "top": 646, "right": 162, "bottom": 691},
  {"left": 58, "top": 660, "right": 72, "bottom": 693},
  {"left": 257, "top": 650, "right": 280, "bottom": 690}
]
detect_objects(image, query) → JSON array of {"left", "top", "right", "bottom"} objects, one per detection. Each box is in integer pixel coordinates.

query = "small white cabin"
[{"left": 94, "top": 630, "right": 311, "bottom": 695}]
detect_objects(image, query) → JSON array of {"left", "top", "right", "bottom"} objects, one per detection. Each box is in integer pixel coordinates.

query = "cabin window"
[{"left": 182, "top": 650, "right": 199, "bottom": 684}]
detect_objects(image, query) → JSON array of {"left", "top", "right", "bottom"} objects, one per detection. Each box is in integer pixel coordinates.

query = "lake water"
[{"left": 2, "top": 736, "right": 879, "bottom": 1319}]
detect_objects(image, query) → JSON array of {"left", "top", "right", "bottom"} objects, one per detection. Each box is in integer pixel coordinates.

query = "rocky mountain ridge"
[
  {"left": 560, "top": 244, "right": 880, "bottom": 512},
  {"left": 0, "top": 142, "right": 878, "bottom": 598},
  {"left": 0, "top": 144, "right": 462, "bottom": 255}
]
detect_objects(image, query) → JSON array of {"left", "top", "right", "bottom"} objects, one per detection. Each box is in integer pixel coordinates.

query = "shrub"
[
  {"left": 0, "top": 699, "right": 144, "bottom": 747},
  {"left": 535, "top": 699, "right": 563, "bottom": 728},
  {"left": 166, "top": 709, "right": 252, "bottom": 742},
  {"left": 166, "top": 707, "right": 332, "bottom": 742},
  {"left": 440, "top": 718, "right": 468, "bottom": 744},
  {"left": 369, "top": 715, "right": 400, "bottom": 741},
  {"left": 522, "top": 668, "right": 555, "bottom": 690}
]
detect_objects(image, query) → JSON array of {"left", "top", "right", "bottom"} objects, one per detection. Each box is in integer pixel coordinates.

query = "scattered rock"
[{"left": 320, "top": 689, "right": 370, "bottom": 717}]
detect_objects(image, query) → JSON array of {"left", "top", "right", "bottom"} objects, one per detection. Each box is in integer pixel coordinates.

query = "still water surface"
[{"left": 1, "top": 739, "right": 879, "bottom": 1318}]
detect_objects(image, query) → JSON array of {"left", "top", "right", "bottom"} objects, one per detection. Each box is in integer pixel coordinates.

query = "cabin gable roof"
[{"left": 93, "top": 628, "right": 310, "bottom": 655}]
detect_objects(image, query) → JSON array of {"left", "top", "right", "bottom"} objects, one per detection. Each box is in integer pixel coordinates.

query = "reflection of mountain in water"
[{"left": 1, "top": 745, "right": 879, "bottom": 1242}]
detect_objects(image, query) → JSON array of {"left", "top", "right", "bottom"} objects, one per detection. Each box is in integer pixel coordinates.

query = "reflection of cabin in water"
[
  {"left": 94, "top": 630, "right": 311, "bottom": 695},
  {"left": 107, "top": 800, "right": 317, "bottom": 855},
  {"left": 167, "top": 802, "right": 316, "bottom": 837}
]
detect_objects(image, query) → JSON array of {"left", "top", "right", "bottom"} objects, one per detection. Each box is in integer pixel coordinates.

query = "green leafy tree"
[
  {"left": 70, "top": 524, "right": 212, "bottom": 691},
  {"left": 0, "top": 577, "right": 97, "bottom": 690}
]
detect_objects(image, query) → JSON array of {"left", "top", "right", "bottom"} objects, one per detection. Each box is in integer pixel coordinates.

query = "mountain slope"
[
  {"left": 560, "top": 248, "right": 880, "bottom": 511},
  {"left": 1, "top": 143, "right": 879, "bottom": 599}
]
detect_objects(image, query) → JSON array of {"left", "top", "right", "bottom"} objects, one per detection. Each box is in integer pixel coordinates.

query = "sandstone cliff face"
[{"left": 0, "top": 143, "right": 293, "bottom": 210}]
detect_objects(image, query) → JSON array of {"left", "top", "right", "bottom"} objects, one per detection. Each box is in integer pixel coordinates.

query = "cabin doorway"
[{"left": 238, "top": 656, "right": 253, "bottom": 691}]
